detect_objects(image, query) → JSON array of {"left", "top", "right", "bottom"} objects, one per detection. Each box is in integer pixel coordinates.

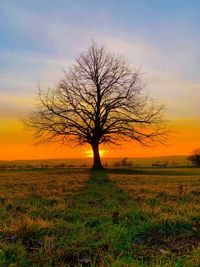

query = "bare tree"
[
  {"left": 188, "top": 148, "right": 200, "bottom": 167},
  {"left": 24, "top": 43, "right": 168, "bottom": 169}
]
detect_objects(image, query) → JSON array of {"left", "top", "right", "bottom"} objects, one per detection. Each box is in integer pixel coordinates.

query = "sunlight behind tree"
[{"left": 24, "top": 42, "right": 169, "bottom": 169}]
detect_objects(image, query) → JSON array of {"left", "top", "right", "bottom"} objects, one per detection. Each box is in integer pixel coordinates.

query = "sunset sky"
[{"left": 0, "top": 0, "right": 200, "bottom": 160}]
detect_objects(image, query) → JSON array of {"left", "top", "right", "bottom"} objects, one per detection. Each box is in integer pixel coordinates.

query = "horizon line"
[{"left": 0, "top": 154, "right": 189, "bottom": 162}]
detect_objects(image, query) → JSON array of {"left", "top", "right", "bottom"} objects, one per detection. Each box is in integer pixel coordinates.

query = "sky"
[{"left": 0, "top": 0, "right": 200, "bottom": 160}]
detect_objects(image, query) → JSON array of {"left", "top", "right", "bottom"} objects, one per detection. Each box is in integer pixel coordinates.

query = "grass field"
[{"left": 0, "top": 167, "right": 199, "bottom": 266}]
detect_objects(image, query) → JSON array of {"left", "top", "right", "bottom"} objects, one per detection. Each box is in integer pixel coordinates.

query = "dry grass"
[{"left": 0, "top": 167, "right": 199, "bottom": 266}]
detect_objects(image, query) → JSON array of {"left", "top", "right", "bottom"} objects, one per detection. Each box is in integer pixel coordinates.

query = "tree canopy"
[{"left": 25, "top": 43, "right": 168, "bottom": 169}]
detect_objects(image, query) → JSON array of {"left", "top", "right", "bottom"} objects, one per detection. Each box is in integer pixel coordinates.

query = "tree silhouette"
[
  {"left": 24, "top": 43, "right": 168, "bottom": 169},
  {"left": 188, "top": 149, "right": 200, "bottom": 167}
]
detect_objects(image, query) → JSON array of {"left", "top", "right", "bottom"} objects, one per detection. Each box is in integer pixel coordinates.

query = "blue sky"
[
  {"left": 1, "top": 0, "right": 200, "bottom": 159},
  {"left": 0, "top": 0, "right": 200, "bottom": 118}
]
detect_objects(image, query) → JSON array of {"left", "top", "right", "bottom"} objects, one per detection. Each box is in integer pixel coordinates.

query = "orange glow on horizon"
[{"left": 0, "top": 116, "right": 200, "bottom": 161}]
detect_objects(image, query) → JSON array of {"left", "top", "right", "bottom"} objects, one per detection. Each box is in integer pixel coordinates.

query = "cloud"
[
  {"left": 0, "top": 49, "right": 68, "bottom": 91},
  {"left": 94, "top": 36, "right": 200, "bottom": 117},
  {"left": 1, "top": 1, "right": 200, "bottom": 120}
]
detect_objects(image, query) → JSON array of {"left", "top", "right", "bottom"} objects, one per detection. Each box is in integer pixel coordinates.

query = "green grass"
[{"left": 0, "top": 168, "right": 199, "bottom": 266}]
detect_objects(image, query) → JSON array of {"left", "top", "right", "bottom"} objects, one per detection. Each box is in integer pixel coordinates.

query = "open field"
[
  {"left": 0, "top": 167, "right": 199, "bottom": 266},
  {"left": 0, "top": 155, "right": 190, "bottom": 169}
]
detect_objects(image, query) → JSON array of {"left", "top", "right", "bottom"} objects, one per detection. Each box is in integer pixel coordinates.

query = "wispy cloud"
[
  {"left": 1, "top": 1, "right": 200, "bottom": 120},
  {"left": 1, "top": 1, "right": 200, "bottom": 159}
]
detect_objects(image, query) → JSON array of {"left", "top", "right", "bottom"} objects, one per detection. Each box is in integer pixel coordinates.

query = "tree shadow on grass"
[
  {"left": 61, "top": 169, "right": 153, "bottom": 266},
  {"left": 2, "top": 169, "right": 199, "bottom": 266},
  {"left": 62, "top": 169, "right": 200, "bottom": 266},
  {"left": 75, "top": 169, "right": 136, "bottom": 215}
]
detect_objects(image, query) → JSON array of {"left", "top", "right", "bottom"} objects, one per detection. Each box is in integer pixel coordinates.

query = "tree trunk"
[{"left": 91, "top": 143, "right": 103, "bottom": 169}]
